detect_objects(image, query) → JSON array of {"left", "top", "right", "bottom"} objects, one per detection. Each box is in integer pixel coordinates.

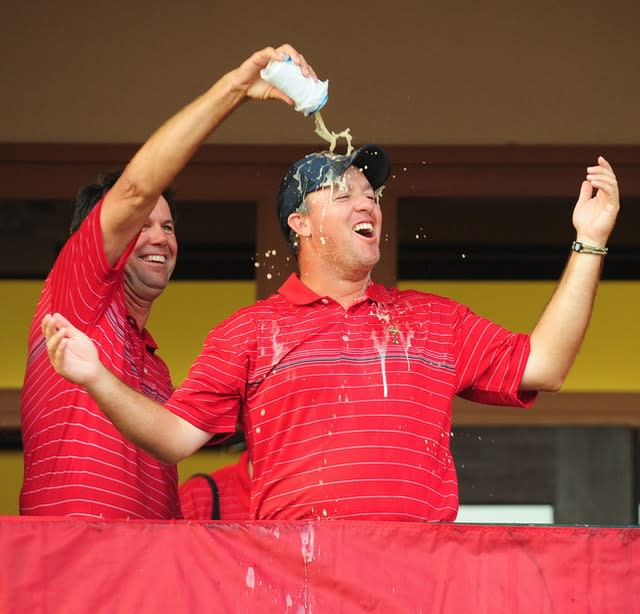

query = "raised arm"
[
  {"left": 520, "top": 156, "right": 619, "bottom": 391},
  {"left": 100, "top": 44, "right": 316, "bottom": 264},
  {"left": 42, "top": 313, "right": 210, "bottom": 463}
]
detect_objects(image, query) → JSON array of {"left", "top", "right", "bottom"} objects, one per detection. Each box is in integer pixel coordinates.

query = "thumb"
[{"left": 577, "top": 180, "right": 593, "bottom": 203}]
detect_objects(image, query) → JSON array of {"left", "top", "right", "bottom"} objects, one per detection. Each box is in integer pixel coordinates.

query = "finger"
[
  {"left": 296, "top": 53, "right": 309, "bottom": 76},
  {"left": 46, "top": 327, "right": 65, "bottom": 355},
  {"left": 53, "top": 337, "right": 68, "bottom": 371},
  {"left": 589, "top": 180, "right": 619, "bottom": 200},
  {"left": 295, "top": 54, "right": 319, "bottom": 81},
  {"left": 586, "top": 172, "right": 618, "bottom": 193},
  {"left": 248, "top": 46, "right": 287, "bottom": 75},
  {"left": 42, "top": 316, "right": 59, "bottom": 343},
  {"left": 52, "top": 313, "right": 74, "bottom": 333},
  {"left": 597, "top": 155, "right": 613, "bottom": 172},
  {"left": 304, "top": 62, "right": 319, "bottom": 81},
  {"left": 587, "top": 158, "right": 616, "bottom": 182},
  {"left": 276, "top": 45, "right": 319, "bottom": 81},
  {"left": 45, "top": 334, "right": 59, "bottom": 363},
  {"left": 577, "top": 180, "right": 593, "bottom": 203},
  {"left": 275, "top": 43, "right": 297, "bottom": 61},
  {"left": 587, "top": 171, "right": 618, "bottom": 191},
  {"left": 586, "top": 165, "right": 616, "bottom": 180},
  {"left": 587, "top": 171, "right": 617, "bottom": 186},
  {"left": 41, "top": 313, "right": 51, "bottom": 337},
  {"left": 295, "top": 54, "right": 312, "bottom": 79},
  {"left": 588, "top": 170, "right": 615, "bottom": 184}
]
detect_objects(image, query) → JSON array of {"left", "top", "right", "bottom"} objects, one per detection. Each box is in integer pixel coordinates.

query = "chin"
[
  {"left": 351, "top": 259, "right": 379, "bottom": 280},
  {"left": 364, "top": 252, "right": 381, "bottom": 268}
]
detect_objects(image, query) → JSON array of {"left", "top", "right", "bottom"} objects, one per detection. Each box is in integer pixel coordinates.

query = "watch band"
[{"left": 571, "top": 241, "right": 608, "bottom": 255}]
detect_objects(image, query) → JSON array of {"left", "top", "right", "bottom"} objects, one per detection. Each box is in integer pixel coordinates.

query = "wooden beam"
[{"left": 2, "top": 144, "right": 640, "bottom": 200}]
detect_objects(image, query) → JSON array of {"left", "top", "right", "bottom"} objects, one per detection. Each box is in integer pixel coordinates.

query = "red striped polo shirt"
[
  {"left": 167, "top": 273, "right": 535, "bottom": 522},
  {"left": 179, "top": 450, "right": 251, "bottom": 520},
  {"left": 20, "top": 200, "right": 180, "bottom": 519}
]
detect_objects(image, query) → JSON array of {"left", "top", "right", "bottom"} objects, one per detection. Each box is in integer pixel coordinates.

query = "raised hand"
[
  {"left": 573, "top": 156, "right": 620, "bottom": 247},
  {"left": 227, "top": 44, "right": 319, "bottom": 105},
  {"left": 41, "top": 313, "right": 102, "bottom": 386}
]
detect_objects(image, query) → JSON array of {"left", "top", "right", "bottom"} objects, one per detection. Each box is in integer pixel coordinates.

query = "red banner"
[{"left": 1, "top": 517, "right": 638, "bottom": 613}]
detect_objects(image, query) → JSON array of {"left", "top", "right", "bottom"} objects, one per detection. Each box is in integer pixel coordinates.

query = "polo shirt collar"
[
  {"left": 126, "top": 315, "right": 159, "bottom": 353},
  {"left": 278, "top": 273, "right": 394, "bottom": 306},
  {"left": 142, "top": 328, "right": 159, "bottom": 353}
]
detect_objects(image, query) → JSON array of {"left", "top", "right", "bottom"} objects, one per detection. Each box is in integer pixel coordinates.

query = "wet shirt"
[
  {"left": 167, "top": 273, "right": 535, "bottom": 522},
  {"left": 20, "top": 201, "right": 180, "bottom": 519}
]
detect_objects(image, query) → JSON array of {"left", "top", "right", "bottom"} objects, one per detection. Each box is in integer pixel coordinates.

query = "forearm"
[
  {"left": 123, "top": 73, "right": 244, "bottom": 198},
  {"left": 87, "top": 363, "right": 206, "bottom": 464},
  {"left": 101, "top": 44, "right": 304, "bottom": 258},
  {"left": 118, "top": 43, "right": 306, "bottom": 206},
  {"left": 100, "top": 72, "right": 246, "bottom": 260},
  {"left": 521, "top": 251, "right": 604, "bottom": 391},
  {"left": 43, "top": 311, "right": 212, "bottom": 461}
]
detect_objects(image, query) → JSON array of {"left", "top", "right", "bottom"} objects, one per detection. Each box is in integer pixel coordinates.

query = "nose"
[
  {"left": 354, "top": 192, "right": 375, "bottom": 212},
  {"left": 146, "top": 223, "right": 169, "bottom": 245}
]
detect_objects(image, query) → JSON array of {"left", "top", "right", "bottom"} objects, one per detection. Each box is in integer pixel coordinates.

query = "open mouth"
[
  {"left": 353, "top": 222, "right": 374, "bottom": 238},
  {"left": 141, "top": 255, "right": 167, "bottom": 264}
]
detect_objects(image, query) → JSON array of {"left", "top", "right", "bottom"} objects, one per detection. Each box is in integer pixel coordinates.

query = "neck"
[
  {"left": 298, "top": 265, "right": 372, "bottom": 310},
  {"left": 124, "top": 290, "right": 153, "bottom": 331}
]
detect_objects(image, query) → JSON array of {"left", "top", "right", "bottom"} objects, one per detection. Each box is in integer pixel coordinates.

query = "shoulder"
[
  {"left": 212, "top": 292, "right": 290, "bottom": 334},
  {"left": 389, "top": 287, "right": 468, "bottom": 311}
]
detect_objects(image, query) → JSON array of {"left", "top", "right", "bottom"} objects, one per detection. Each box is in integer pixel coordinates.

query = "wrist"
[
  {"left": 571, "top": 240, "right": 608, "bottom": 256},
  {"left": 213, "top": 72, "right": 248, "bottom": 107},
  {"left": 574, "top": 233, "right": 608, "bottom": 248}
]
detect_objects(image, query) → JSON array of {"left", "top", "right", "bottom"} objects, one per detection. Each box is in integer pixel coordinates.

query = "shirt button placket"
[{"left": 341, "top": 309, "right": 350, "bottom": 346}]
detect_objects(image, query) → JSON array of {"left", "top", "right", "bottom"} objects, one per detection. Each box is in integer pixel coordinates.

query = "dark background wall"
[{"left": 1, "top": 1, "right": 639, "bottom": 146}]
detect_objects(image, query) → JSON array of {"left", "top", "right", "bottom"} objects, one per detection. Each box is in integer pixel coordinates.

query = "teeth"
[
  {"left": 353, "top": 222, "right": 374, "bottom": 235},
  {"left": 142, "top": 255, "right": 166, "bottom": 263}
]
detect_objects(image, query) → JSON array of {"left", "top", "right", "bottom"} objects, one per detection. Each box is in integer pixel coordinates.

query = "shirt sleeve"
[
  {"left": 164, "top": 312, "right": 253, "bottom": 435},
  {"left": 47, "top": 198, "right": 136, "bottom": 331},
  {"left": 455, "top": 306, "right": 536, "bottom": 408}
]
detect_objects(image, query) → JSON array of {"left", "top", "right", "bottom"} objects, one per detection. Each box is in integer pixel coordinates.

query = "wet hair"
[
  {"left": 276, "top": 145, "right": 391, "bottom": 258},
  {"left": 69, "top": 169, "right": 177, "bottom": 235}
]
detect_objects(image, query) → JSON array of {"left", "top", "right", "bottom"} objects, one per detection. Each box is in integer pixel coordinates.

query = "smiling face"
[
  {"left": 124, "top": 196, "right": 177, "bottom": 303},
  {"left": 290, "top": 166, "right": 382, "bottom": 282}
]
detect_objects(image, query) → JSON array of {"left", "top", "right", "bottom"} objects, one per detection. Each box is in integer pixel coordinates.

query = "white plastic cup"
[{"left": 260, "top": 56, "right": 329, "bottom": 116}]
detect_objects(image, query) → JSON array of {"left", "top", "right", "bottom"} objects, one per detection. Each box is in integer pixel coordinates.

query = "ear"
[{"left": 287, "top": 211, "right": 311, "bottom": 237}]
